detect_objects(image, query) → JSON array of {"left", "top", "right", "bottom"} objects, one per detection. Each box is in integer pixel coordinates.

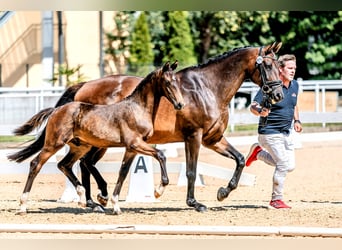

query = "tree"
[
  {"left": 189, "top": 11, "right": 276, "bottom": 63},
  {"left": 145, "top": 11, "right": 166, "bottom": 67},
  {"left": 162, "top": 11, "right": 197, "bottom": 68},
  {"left": 129, "top": 12, "right": 154, "bottom": 76},
  {"left": 267, "top": 11, "right": 342, "bottom": 80},
  {"left": 104, "top": 11, "right": 341, "bottom": 80},
  {"left": 190, "top": 11, "right": 341, "bottom": 80},
  {"left": 105, "top": 11, "right": 135, "bottom": 74}
]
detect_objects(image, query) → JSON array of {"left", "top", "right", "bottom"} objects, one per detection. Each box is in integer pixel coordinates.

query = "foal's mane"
[{"left": 125, "top": 68, "right": 161, "bottom": 99}]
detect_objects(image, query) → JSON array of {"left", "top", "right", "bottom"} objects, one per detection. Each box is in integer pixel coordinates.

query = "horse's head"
[
  {"left": 155, "top": 61, "right": 185, "bottom": 110},
  {"left": 250, "top": 42, "right": 284, "bottom": 105}
]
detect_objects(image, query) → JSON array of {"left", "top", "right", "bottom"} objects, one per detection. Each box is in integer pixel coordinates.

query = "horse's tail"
[
  {"left": 53, "top": 82, "right": 86, "bottom": 108},
  {"left": 13, "top": 82, "right": 85, "bottom": 136},
  {"left": 7, "top": 108, "right": 55, "bottom": 163}
]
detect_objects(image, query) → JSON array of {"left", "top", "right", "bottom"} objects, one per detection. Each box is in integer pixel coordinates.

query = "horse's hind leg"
[
  {"left": 204, "top": 137, "right": 245, "bottom": 202},
  {"left": 17, "top": 148, "right": 59, "bottom": 215},
  {"left": 80, "top": 147, "right": 108, "bottom": 207},
  {"left": 57, "top": 143, "right": 91, "bottom": 208}
]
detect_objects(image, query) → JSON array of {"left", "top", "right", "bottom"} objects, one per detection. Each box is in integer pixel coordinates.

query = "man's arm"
[
  {"left": 293, "top": 105, "right": 303, "bottom": 132},
  {"left": 250, "top": 101, "right": 270, "bottom": 117}
]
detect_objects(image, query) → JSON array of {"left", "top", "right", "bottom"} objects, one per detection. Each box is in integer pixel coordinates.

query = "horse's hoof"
[
  {"left": 93, "top": 205, "right": 105, "bottom": 213},
  {"left": 187, "top": 199, "right": 207, "bottom": 212},
  {"left": 195, "top": 203, "right": 207, "bottom": 212},
  {"left": 217, "top": 187, "right": 228, "bottom": 201},
  {"left": 97, "top": 194, "right": 108, "bottom": 207},
  {"left": 86, "top": 199, "right": 95, "bottom": 208}
]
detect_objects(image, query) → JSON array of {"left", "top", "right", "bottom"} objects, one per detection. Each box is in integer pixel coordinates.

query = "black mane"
[{"left": 179, "top": 45, "right": 254, "bottom": 72}]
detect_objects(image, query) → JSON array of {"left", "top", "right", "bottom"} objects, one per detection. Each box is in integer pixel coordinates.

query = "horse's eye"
[{"left": 265, "top": 63, "right": 272, "bottom": 70}]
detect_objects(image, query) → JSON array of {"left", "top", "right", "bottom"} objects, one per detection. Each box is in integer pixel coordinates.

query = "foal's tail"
[
  {"left": 12, "top": 107, "right": 55, "bottom": 136},
  {"left": 8, "top": 82, "right": 85, "bottom": 163},
  {"left": 12, "top": 82, "right": 85, "bottom": 136},
  {"left": 7, "top": 107, "right": 55, "bottom": 163}
]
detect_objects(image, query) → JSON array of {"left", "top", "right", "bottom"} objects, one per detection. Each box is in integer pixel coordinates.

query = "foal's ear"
[{"left": 171, "top": 60, "right": 178, "bottom": 71}]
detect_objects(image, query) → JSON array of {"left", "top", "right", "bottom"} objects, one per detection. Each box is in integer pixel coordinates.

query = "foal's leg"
[
  {"left": 17, "top": 148, "right": 61, "bottom": 215},
  {"left": 111, "top": 141, "right": 169, "bottom": 215},
  {"left": 133, "top": 141, "right": 169, "bottom": 197},
  {"left": 111, "top": 150, "right": 137, "bottom": 215},
  {"left": 79, "top": 147, "right": 108, "bottom": 207},
  {"left": 203, "top": 136, "right": 245, "bottom": 202},
  {"left": 57, "top": 143, "right": 92, "bottom": 208}
]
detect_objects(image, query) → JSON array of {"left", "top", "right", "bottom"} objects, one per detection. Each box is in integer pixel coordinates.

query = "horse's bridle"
[
  {"left": 255, "top": 46, "right": 283, "bottom": 125},
  {"left": 255, "top": 46, "right": 282, "bottom": 97}
]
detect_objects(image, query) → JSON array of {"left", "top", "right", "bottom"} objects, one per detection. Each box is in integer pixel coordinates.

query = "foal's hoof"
[
  {"left": 78, "top": 201, "right": 87, "bottom": 208},
  {"left": 15, "top": 210, "right": 27, "bottom": 216},
  {"left": 154, "top": 190, "right": 161, "bottom": 199},
  {"left": 217, "top": 187, "right": 229, "bottom": 201},
  {"left": 113, "top": 209, "right": 122, "bottom": 215}
]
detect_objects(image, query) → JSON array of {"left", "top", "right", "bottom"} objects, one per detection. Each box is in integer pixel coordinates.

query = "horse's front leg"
[
  {"left": 80, "top": 147, "right": 109, "bottom": 208},
  {"left": 204, "top": 136, "right": 245, "bottom": 201},
  {"left": 184, "top": 132, "right": 207, "bottom": 212},
  {"left": 111, "top": 150, "right": 137, "bottom": 215}
]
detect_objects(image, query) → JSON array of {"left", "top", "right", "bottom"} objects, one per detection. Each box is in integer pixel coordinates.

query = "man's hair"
[{"left": 278, "top": 54, "right": 296, "bottom": 68}]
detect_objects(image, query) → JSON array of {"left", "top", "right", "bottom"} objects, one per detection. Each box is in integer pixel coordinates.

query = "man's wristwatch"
[{"left": 294, "top": 119, "right": 301, "bottom": 124}]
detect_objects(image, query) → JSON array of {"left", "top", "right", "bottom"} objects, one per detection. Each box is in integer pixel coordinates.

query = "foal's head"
[
  {"left": 153, "top": 61, "right": 185, "bottom": 110},
  {"left": 249, "top": 42, "right": 284, "bottom": 105}
]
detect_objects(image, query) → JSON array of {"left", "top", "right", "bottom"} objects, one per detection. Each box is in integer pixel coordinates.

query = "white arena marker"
[{"left": 125, "top": 155, "right": 156, "bottom": 202}]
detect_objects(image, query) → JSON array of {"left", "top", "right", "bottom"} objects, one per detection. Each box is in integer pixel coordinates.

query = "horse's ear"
[
  {"left": 162, "top": 61, "right": 171, "bottom": 72},
  {"left": 265, "top": 42, "right": 282, "bottom": 54},
  {"left": 171, "top": 60, "right": 178, "bottom": 71},
  {"left": 273, "top": 42, "right": 282, "bottom": 53}
]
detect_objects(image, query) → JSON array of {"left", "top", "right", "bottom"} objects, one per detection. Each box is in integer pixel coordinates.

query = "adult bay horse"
[
  {"left": 8, "top": 61, "right": 185, "bottom": 214},
  {"left": 10, "top": 42, "right": 284, "bottom": 213}
]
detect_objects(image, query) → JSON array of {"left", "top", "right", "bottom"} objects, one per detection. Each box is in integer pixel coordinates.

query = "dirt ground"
[{"left": 0, "top": 138, "right": 341, "bottom": 239}]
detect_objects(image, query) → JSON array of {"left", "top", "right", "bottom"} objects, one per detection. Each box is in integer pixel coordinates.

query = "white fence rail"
[{"left": 1, "top": 80, "right": 341, "bottom": 135}]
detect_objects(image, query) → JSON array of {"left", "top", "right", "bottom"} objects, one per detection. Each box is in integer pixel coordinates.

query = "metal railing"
[{"left": 1, "top": 80, "right": 342, "bottom": 135}]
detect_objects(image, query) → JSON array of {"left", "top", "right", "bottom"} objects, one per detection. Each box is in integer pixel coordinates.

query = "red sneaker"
[
  {"left": 269, "top": 200, "right": 291, "bottom": 209},
  {"left": 245, "top": 143, "right": 262, "bottom": 167}
]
